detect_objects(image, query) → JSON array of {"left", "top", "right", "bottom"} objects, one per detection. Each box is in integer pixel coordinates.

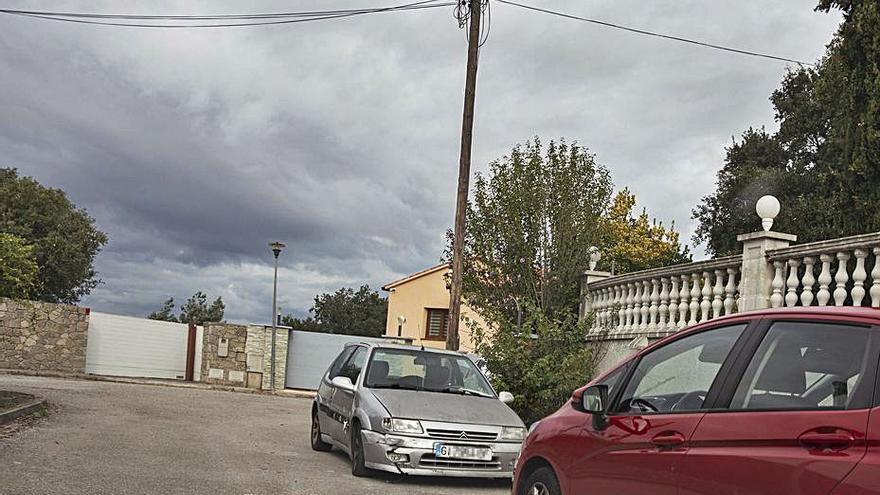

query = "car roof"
[
  {"left": 344, "top": 341, "right": 467, "bottom": 356},
  {"left": 707, "top": 305, "right": 880, "bottom": 324}
]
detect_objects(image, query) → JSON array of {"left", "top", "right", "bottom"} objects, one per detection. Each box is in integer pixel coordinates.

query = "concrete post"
[
  {"left": 580, "top": 270, "right": 611, "bottom": 319},
  {"left": 737, "top": 231, "right": 797, "bottom": 311}
]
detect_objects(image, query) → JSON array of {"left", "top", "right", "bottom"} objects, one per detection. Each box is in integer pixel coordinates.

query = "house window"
[{"left": 425, "top": 308, "right": 449, "bottom": 340}]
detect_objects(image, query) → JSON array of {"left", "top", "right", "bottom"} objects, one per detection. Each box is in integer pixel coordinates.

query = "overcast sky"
[{"left": 0, "top": 1, "right": 841, "bottom": 324}]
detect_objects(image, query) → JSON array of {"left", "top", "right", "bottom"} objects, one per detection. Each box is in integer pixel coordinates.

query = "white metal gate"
[
  {"left": 285, "top": 330, "right": 385, "bottom": 390},
  {"left": 85, "top": 312, "right": 203, "bottom": 380}
]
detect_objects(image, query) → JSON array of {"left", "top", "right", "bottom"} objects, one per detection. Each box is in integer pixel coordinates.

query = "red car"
[{"left": 514, "top": 307, "right": 880, "bottom": 495}]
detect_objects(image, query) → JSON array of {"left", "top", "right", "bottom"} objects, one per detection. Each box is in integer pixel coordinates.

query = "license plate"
[{"left": 433, "top": 443, "right": 492, "bottom": 461}]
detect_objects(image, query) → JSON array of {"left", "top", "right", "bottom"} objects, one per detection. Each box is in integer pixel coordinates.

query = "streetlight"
[{"left": 269, "top": 241, "right": 286, "bottom": 391}]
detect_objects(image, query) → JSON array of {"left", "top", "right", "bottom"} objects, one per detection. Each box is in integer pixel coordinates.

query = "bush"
[{"left": 470, "top": 305, "right": 602, "bottom": 425}]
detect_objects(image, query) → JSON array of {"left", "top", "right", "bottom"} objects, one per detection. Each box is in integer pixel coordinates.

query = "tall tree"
[
  {"left": 0, "top": 168, "right": 108, "bottom": 303},
  {"left": 147, "top": 297, "right": 177, "bottom": 322},
  {"left": 281, "top": 285, "right": 387, "bottom": 337},
  {"left": 0, "top": 233, "right": 39, "bottom": 299},
  {"left": 448, "top": 138, "right": 687, "bottom": 325},
  {"left": 693, "top": 1, "right": 880, "bottom": 255},
  {"left": 177, "top": 291, "right": 225, "bottom": 325}
]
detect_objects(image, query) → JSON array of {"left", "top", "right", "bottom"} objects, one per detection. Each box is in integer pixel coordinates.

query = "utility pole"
[{"left": 447, "top": 0, "right": 483, "bottom": 351}]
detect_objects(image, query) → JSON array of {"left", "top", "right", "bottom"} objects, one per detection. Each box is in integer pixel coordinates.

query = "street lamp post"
[{"left": 269, "top": 241, "right": 286, "bottom": 391}]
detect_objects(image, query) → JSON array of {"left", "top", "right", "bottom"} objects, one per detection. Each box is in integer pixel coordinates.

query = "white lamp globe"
[{"left": 755, "top": 195, "right": 781, "bottom": 231}]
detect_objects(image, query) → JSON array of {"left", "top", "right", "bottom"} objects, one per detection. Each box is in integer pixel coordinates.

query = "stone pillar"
[
  {"left": 737, "top": 231, "right": 797, "bottom": 311},
  {"left": 247, "top": 325, "right": 289, "bottom": 392},
  {"left": 580, "top": 270, "right": 611, "bottom": 320}
]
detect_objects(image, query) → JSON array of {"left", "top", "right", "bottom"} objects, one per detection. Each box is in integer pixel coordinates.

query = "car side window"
[
  {"left": 730, "top": 321, "right": 871, "bottom": 411},
  {"left": 615, "top": 324, "right": 747, "bottom": 414},
  {"left": 328, "top": 347, "right": 355, "bottom": 380},
  {"left": 597, "top": 365, "right": 626, "bottom": 404},
  {"left": 339, "top": 346, "right": 368, "bottom": 384}
]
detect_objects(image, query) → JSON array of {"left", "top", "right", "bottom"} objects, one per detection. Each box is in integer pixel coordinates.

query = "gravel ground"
[{"left": 0, "top": 374, "right": 511, "bottom": 495}]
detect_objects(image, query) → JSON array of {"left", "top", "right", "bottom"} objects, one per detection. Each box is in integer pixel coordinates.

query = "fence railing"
[
  {"left": 584, "top": 255, "right": 742, "bottom": 338},
  {"left": 765, "top": 232, "right": 880, "bottom": 308},
  {"left": 582, "top": 231, "right": 880, "bottom": 340}
]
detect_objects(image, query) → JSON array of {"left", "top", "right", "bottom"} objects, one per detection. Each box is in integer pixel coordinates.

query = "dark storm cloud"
[{"left": 0, "top": 1, "right": 841, "bottom": 322}]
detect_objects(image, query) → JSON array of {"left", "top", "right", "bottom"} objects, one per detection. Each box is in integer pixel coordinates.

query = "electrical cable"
[
  {"left": 496, "top": 0, "right": 812, "bottom": 66},
  {"left": 454, "top": 0, "right": 491, "bottom": 46},
  {"left": 0, "top": 1, "right": 452, "bottom": 28}
]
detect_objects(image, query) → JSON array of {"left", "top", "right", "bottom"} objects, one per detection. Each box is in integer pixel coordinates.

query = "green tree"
[
  {"left": 449, "top": 138, "right": 687, "bottom": 325},
  {"left": 693, "top": 1, "right": 880, "bottom": 255},
  {"left": 281, "top": 285, "right": 387, "bottom": 337},
  {"left": 470, "top": 304, "right": 599, "bottom": 425},
  {"left": 0, "top": 233, "right": 39, "bottom": 299},
  {"left": 280, "top": 314, "right": 323, "bottom": 332},
  {"left": 147, "top": 297, "right": 178, "bottom": 322},
  {"left": 177, "top": 291, "right": 225, "bottom": 325},
  {"left": 0, "top": 168, "right": 108, "bottom": 303}
]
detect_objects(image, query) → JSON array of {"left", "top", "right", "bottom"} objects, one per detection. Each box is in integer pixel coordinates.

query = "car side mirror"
[
  {"left": 581, "top": 385, "right": 608, "bottom": 414},
  {"left": 498, "top": 391, "right": 514, "bottom": 404},
  {"left": 580, "top": 385, "right": 610, "bottom": 431},
  {"left": 331, "top": 376, "right": 356, "bottom": 392}
]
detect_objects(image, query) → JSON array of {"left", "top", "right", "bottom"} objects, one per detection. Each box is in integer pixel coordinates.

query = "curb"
[
  {"left": 0, "top": 397, "right": 47, "bottom": 425},
  {"left": 0, "top": 369, "right": 316, "bottom": 399}
]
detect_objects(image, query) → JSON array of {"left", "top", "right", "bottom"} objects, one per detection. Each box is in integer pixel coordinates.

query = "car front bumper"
[{"left": 361, "top": 429, "right": 521, "bottom": 478}]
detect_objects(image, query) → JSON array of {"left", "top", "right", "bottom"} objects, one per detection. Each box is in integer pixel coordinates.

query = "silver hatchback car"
[{"left": 310, "top": 342, "right": 525, "bottom": 478}]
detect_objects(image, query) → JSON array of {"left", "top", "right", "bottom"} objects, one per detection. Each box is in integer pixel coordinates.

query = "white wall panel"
[
  {"left": 285, "top": 330, "right": 386, "bottom": 390},
  {"left": 85, "top": 312, "right": 192, "bottom": 379}
]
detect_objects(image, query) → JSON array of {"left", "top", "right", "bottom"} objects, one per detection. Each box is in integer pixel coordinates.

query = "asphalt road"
[{"left": 0, "top": 374, "right": 511, "bottom": 495}]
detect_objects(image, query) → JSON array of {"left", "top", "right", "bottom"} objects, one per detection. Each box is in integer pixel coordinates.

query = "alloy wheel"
[
  {"left": 529, "top": 482, "right": 550, "bottom": 495},
  {"left": 311, "top": 412, "right": 320, "bottom": 443}
]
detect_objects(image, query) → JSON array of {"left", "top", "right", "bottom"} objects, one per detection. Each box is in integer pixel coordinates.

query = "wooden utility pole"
[{"left": 447, "top": 0, "right": 483, "bottom": 351}]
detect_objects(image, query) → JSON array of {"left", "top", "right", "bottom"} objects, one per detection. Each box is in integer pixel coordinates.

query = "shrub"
[{"left": 470, "top": 305, "right": 602, "bottom": 425}]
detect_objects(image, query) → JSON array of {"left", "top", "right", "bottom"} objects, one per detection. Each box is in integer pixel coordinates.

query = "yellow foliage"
[{"left": 600, "top": 189, "right": 687, "bottom": 273}]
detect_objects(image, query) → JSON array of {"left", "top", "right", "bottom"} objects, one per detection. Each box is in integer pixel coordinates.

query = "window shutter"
[{"left": 426, "top": 309, "right": 449, "bottom": 339}]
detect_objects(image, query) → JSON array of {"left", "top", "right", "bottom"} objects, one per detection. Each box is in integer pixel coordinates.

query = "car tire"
[
  {"left": 310, "top": 407, "right": 332, "bottom": 452},
  {"left": 519, "top": 466, "right": 561, "bottom": 495},
  {"left": 350, "top": 421, "right": 370, "bottom": 477}
]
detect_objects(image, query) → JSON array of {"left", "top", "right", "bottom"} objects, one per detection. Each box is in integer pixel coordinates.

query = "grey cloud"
[{"left": 0, "top": 1, "right": 841, "bottom": 321}]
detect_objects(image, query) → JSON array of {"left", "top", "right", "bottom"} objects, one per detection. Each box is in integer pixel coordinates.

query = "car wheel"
[
  {"left": 520, "top": 467, "right": 561, "bottom": 495},
  {"left": 310, "top": 407, "right": 332, "bottom": 452},
  {"left": 350, "top": 421, "right": 370, "bottom": 477}
]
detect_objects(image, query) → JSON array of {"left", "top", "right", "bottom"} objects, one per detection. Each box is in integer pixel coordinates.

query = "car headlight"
[
  {"left": 382, "top": 418, "right": 423, "bottom": 434},
  {"left": 500, "top": 426, "right": 526, "bottom": 441}
]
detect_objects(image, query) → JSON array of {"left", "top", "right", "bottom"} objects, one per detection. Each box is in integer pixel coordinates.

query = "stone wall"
[
  {"left": 245, "top": 325, "right": 288, "bottom": 392},
  {"left": 200, "top": 323, "right": 248, "bottom": 386},
  {"left": 0, "top": 298, "right": 90, "bottom": 373}
]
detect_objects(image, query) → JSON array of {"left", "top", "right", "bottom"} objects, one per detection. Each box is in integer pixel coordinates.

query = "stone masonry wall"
[
  {"left": 201, "top": 323, "right": 248, "bottom": 386},
  {"left": 245, "top": 325, "right": 288, "bottom": 392},
  {"left": 0, "top": 297, "right": 90, "bottom": 373}
]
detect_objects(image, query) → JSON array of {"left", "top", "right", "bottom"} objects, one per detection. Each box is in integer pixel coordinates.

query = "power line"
[
  {"left": 496, "top": 0, "right": 813, "bottom": 66},
  {"left": 0, "top": 1, "right": 453, "bottom": 28}
]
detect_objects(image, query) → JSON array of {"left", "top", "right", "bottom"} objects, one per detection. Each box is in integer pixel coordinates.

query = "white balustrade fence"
[
  {"left": 582, "top": 232, "right": 880, "bottom": 342},
  {"left": 584, "top": 255, "right": 742, "bottom": 337},
  {"left": 765, "top": 233, "right": 880, "bottom": 309}
]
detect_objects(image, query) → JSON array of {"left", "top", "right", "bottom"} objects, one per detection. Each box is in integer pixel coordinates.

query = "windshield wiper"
[
  {"left": 429, "top": 386, "right": 493, "bottom": 398},
  {"left": 368, "top": 383, "right": 420, "bottom": 391}
]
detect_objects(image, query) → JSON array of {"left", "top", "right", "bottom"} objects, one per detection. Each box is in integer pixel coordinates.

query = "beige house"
[{"left": 382, "top": 263, "right": 489, "bottom": 352}]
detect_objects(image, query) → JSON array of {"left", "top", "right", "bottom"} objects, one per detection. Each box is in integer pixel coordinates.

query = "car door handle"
[
  {"left": 798, "top": 429, "right": 855, "bottom": 450},
  {"left": 651, "top": 431, "right": 686, "bottom": 448}
]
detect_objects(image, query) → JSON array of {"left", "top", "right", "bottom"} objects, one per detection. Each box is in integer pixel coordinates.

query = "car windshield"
[{"left": 364, "top": 348, "right": 495, "bottom": 398}]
